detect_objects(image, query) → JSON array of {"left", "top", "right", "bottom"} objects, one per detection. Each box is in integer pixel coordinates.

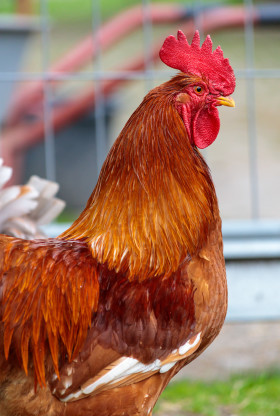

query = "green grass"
[
  {"left": 154, "top": 372, "right": 280, "bottom": 416},
  {"left": 56, "top": 209, "right": 80, "bottom": 224}
]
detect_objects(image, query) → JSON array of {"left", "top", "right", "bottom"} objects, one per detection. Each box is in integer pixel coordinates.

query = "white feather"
[
  {"left": 81, "top": 357, "right": 139, "bottom": 395},
  {"left": 0, "top": 161, "right": 65, "bottom": 238},
  {"left": 61, "top": 333, "right": 202, "bottom": 403},
  {"left": 2, "top": 217, "right": 38, "bottom": 238},
  {"left": 29, "top": 197, "right": 65, "bottom": 225},
  {"left": 159, "top": 362, "right": 176, "bottom": 373},
  {"left": 27, "top": 175, "right": 59, "bottom": 199},
  {"left": 0, "top": 188, "right": 38, "bottom": 226},
  {"left": 0, "top": 186, "right": 21, "bottom": 209},
  {"left": 179, "top": 332, "right": 201, "bottom": 355},
  {"left": 0, "top": 165, "right": 12, "bottom": 188}
]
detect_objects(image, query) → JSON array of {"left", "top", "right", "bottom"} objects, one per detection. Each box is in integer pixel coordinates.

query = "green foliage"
[
  {"left": 56, "top": 209, "right": 80, "bottom": 223},
  {"left": 0, "top": 0, "right": 14, "bottom": 14},
  {"left": 155, "top": 372, "right": 280, "bottom": 416}
]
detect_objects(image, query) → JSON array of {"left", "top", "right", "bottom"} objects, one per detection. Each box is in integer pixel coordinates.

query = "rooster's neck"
[{"left": 61, "top": 87, "right": 217, "bottom": 280}]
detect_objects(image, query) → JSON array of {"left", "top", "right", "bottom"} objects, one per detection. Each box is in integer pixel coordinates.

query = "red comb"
[{"left": 159, "top": 30, "right": 235, "bottom": 96}]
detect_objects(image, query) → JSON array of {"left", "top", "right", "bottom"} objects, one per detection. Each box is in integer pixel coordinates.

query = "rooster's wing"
[
  {"left": 0, "top": 233, "right": 202, "bottom": 414},
  {"left": 0, "top": 235, "right": 99, "bottom": 386}
]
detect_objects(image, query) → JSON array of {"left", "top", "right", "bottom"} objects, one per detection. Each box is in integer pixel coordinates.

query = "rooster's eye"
[{"left": 194, "top": 86, "right": 204, "bottom": 95}]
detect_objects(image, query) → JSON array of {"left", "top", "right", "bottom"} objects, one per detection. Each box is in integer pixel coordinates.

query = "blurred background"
[{"left": 0, "top": 0, "right": 279, "bottom": 414}]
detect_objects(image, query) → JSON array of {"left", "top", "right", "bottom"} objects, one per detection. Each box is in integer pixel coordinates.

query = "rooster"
[{"left": 0, "top": 31, "right": 235, "bottom": 416}]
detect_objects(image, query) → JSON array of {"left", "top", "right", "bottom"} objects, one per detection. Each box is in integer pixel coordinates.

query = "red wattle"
[{"left": 192, "top": 106, "right": 220, "bottom": 149}]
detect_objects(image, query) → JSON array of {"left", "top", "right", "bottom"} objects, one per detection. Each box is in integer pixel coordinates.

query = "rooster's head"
[{"left": 160, "top": 30, "right": 236, "bottom": 149}]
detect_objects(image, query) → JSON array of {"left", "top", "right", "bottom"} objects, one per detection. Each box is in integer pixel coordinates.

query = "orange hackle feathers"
[
  {"left": 61, "top": 76, "right": 216, "bottom": 281},
  {"left": 0, "top": 236, "right": 99, "bottom": 386}
]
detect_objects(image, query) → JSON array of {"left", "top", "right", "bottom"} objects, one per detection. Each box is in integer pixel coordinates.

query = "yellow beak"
[{"left": 216, "top": 96, "right": 235, "bottom": 107}]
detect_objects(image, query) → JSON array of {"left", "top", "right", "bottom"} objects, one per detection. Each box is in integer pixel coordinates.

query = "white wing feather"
[{"left": 58, "top": 333, "right": 201, "bottom": 403}]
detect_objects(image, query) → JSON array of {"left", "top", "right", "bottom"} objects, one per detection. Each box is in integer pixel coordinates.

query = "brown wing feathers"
[
  {"left": 0, "top": 233, "right": 197, "bottom": 389},
  {"left": 0, "top": 236, "right": 99, "bottom": 386}
]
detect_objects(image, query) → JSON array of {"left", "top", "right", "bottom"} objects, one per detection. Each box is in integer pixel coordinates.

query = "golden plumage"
[{"left": 61, "top": 77, "right": 216, "bottom": 280}]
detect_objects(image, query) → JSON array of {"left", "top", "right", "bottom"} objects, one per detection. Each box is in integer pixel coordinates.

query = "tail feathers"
[{"left": 0, "top": 161, "right": 65, "bottom": 239}]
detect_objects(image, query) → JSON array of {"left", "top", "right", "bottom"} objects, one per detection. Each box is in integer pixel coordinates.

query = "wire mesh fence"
[{"left": 0, "top": 0, "right": 279, "bottom": 220}]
